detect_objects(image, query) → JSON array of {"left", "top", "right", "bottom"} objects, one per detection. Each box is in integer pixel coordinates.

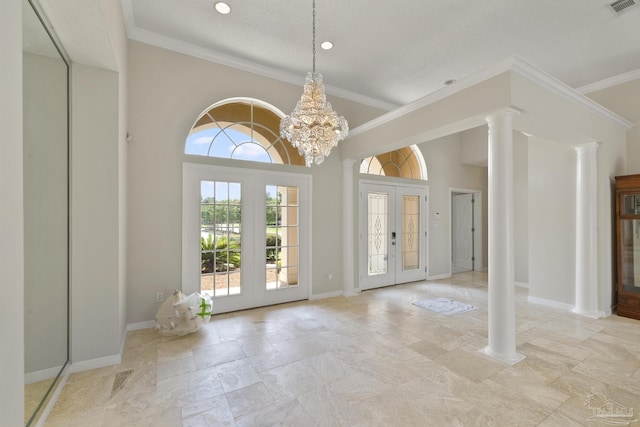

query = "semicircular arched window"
[
  {"left": 185, "top": 98, "right": 305, "bottom": 166},
  {"left": 360, "top": 145, "right": 428, "bottom": 180}
]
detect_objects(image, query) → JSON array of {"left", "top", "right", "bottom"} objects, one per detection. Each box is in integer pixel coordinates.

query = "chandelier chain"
[
  {"left": 279, "top": 0, "right": 348, "bottom": 167},
  {"left": 312, "top": 0, "right": 316, "bottom": 73}
]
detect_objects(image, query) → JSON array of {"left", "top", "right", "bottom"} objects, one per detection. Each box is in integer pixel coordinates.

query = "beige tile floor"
[{"left": 43, "top": 272, "right": 640, "bottom": 426}]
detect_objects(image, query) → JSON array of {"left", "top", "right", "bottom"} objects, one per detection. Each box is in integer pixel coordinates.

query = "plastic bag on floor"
[{"left": 155, "top": 290, "right": 212, "bottom": 336}]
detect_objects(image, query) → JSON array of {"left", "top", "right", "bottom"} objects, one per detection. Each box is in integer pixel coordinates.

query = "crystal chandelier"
[{"left": 280, "top": 0, "right": 348, "bottom": 167}]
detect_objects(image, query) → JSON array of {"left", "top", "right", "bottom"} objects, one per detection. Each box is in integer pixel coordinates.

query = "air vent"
[{"left": 610, "top": 0, "right": 636, "bottom": 13}]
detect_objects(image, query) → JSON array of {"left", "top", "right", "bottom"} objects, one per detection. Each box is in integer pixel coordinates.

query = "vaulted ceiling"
[{"left": 121, "top": 0, "right": 640, "bottom": 109}]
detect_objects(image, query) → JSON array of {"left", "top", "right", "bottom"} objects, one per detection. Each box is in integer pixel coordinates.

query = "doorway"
[
  {"left": 359, "top": 181, "right": 428, "bottom": 290},
  {"left": 183, "top": 163, "right": 311, "bottom": 313},
  {"left": 451, "top": 189, "right": 482, "bottom": 273}
]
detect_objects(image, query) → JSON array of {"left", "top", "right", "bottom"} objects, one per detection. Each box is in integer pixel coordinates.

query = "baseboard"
[
  {"left": 69, "top": 354, "right": 122, "bottom": 374},
  {"left": 342, "top": 289, "right": 361, "bottom": 297},
  {"left": 24, "top": 365, "right": 65, "bottom": 385},
  {"left": 515, "top": 281, "right": 529, "bottom": 288},
  {"left": 120, "top": 326, "right": 128, "bottom": 359},
  {"left": 427, "top": 273, "right": 451, "bottom": 280},
  {"left": 309, "top": 290, "right": 343, "bottom": 300},
  {"left": 34, "top": 364, "right": 70, "bottom": 427},
  {"left": 127, "top": 320, "right": 156, "bottom": 331},
  {"left": 527, "top": 296, "right": 574, "bottom": 312}
]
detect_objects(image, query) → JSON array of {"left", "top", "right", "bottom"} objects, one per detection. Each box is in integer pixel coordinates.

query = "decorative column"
[
  {"left": 343, "top": 159, "right": 359, "bottom": 296},
  {"left": 483, "top": 109, "right": 525, "bottom": 365},
  {"left": 573, "top": 142, "right": 601, "bottom": 318}
]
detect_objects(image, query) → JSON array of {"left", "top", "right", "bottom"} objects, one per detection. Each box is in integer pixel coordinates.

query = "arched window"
[
  {"left": 185, "top": 98, "right": 305, "bottom": 166},
  {"left": 360, "top": 145, "right": 428, "bottom": 180}
]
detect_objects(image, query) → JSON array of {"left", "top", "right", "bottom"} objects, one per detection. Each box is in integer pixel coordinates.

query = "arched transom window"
[
  {"left": 360, "top": 145, "right": 428, "bottom": 180},
  {"left": 185, "top": 98, "right": 305, "bottom": 166}
]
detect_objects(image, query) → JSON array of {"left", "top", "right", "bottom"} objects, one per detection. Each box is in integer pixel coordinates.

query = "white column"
[
  {"left": 343, "top": 159, "right": 359, "bottom": 296},
  {"left": 573, "top": 142, "right": 601, "bottom": 318},
  {"left": 482, "top": 109, "right": 525, "bottom": 365}
]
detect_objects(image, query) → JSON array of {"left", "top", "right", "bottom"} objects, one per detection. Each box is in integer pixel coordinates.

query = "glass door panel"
[
  {"left": 402, "top": 195, "right": 420, "bottom": 271},
  {"left": 395, "top": 186, "right": 426, "bottom": 284},
  {"left": 620, "top": 219, "right": 640, "bottom": 293},
  {"left": 368, "top": 192, "right": 389, "bottom": 276},
  {"left": 201, "top": 181, "right": 242, "bottom": 298},
  {"left": 622, "top": 194, "right": 640, "bottom": 215},
  {"left": 265, "top": 185, "right": 299, "bottom": 290}
]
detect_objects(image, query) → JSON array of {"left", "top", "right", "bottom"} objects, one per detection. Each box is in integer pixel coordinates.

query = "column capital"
[
  {"left": 485, "top": 107, "right": 521, "bottom": 124},
  {"left": 574, "top": 141, "right": 600, "bottom": 154}
]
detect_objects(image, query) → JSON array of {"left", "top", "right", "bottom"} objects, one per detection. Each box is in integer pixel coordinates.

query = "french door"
[
  {"left": 359, "top": 182, "right": 427, "bottom": 290},
  {"left": 183, "top": 163, "right": 310, "bottom": 313}
]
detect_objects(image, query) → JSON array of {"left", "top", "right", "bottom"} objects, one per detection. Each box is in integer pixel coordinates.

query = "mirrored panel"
[{"left": 22, "top": 0, "right": 69, "bottom": 425}]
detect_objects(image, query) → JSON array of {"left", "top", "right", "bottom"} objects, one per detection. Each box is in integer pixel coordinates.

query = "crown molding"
[
  {"left": 577, "top": 68, "right": 640, "bottom": 94},
  {"left": 349, "top": 57, "right": 516, "bottom": 138},
  {"left": 120, "top": 0, "right": 397, "bottom": 112},
  {"left": 511, "top": 57, "right": 633, "bottom": 129},
  {"left": 349, "top": 56, "right": 633, "bottom": 139}
]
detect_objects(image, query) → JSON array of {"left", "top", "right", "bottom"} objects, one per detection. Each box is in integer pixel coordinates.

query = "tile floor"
[{"left": 43, "top": 272, "right": 640, "bottom": 426}]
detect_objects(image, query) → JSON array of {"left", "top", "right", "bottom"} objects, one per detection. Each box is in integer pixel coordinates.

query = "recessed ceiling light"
[
  {"left": 215, "top": 2, "right": 231, "bottom": 14},
  {"left": 320, "top": 41, "right": 334, "bottom": 50}
]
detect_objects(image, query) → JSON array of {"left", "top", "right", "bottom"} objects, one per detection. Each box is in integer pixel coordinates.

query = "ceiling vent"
[{"left": 610, "top": 0, "right": 636, "bottom": 13}]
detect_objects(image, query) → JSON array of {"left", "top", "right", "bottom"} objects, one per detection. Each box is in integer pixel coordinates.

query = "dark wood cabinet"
[{"left": 615, "top": 174, "right": 640, "bottom": 320}]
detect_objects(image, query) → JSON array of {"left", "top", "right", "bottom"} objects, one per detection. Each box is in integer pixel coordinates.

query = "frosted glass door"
[
  {"left": 368, "top": 192, "right": 390, "bottom": 276},
  {"left": 360, "top": 183, "right": 427, "bottom": 290},
  {"left": 395, "top": 187, "right": 427, "bottom": 284}
]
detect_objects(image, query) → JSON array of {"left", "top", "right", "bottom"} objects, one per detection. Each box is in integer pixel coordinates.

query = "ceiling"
[{"left": 123, "top": 0, "right": 640, "bottom": 109}]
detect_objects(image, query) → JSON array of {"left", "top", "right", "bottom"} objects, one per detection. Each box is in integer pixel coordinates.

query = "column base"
[
  {"left": 481, "top": 346, "right": 526, "bottom": 366},
  {"left": 572, "top": 307, "right": 605, "bottom": 319}
]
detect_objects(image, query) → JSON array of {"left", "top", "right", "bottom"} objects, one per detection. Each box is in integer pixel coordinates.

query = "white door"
[
  {"left": 452, "top": 193, "right": 474, "bottom": 271},
  {"left": 183, "top": 163, "right": 310, "bottom": 313},
  {"left": 360, "top": 182, "right": 427, "bottom": 290}
]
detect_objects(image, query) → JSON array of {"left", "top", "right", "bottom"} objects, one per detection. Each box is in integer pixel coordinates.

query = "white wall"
[
  {"left": 418, "top": 133, "right": 489, "bottom": 277},
  {"left": 513, "top": 132, "right": 529, "bottom": 285},
  {"left": 582, "top": 76, "right": 638, "bottom": 312},
  {"left": 596, "top": 136, "right": 626, "bottom": 313},
  {"left": 0, "top": 0, "right": 25, "bottom": 424},
  {"left": 629, "top": 125, "right": 640, "bottom": 173},
  {"left": 460, "top": 125, "right": 489, "bottom": 166},
  {"left": 70, "top": 64, "right": 122, "bottom": 363},
  {"left": 528, "top": 137, "right": 576, "bottom": 305},
  {"left": 99, "top": 0, "right": 129, "bottom": 350},
  {"left": 126, "top": 40, "right": 385, "bottom": 323},
  {"left": 582, "top": 78, "right": 640, "bottom": 175}
]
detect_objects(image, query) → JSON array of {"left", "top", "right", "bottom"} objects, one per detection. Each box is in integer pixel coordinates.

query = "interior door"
[
  {"left": 452, "top": 193, "right": 474, "bottom": 271},
  {"left": 360, "top": 182, "right": 427, "bottom": 290}
]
